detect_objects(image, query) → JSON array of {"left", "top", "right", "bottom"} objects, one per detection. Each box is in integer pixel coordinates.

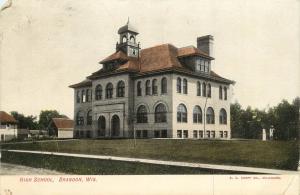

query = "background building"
[
  {"left": 70, "top": 21, "right": 234, "bottom": 139},
  {"left": 0, "top": 111, "right": 17, "bottom": 141},
  {"left": 48, "top": 118, "right": 74, "bottom": 138}
]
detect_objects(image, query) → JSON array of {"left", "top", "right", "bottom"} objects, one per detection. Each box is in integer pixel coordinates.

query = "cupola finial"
[{"left": 127, "top": 17, "right": 129, "bottom": 24}]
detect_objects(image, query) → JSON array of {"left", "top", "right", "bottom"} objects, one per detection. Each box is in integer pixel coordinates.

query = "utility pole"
[
  {"left": 298, "top": 106, "right": 300, "bottom": 171},
  {"left": 133, "top": 116, "right": 136, "bottom": 148}
]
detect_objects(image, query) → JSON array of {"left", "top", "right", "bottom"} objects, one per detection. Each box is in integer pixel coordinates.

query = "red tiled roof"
[
  {"left": 139, "top": 44, "right": 182, "bottom": 72},
  {"left": 52, "top": 118, "right": 74, "bottom": 129},
  {"left": 0, "top": 111, "right": 17, "bottom": 123},
  {"left": 177, "top": 46, "right": 213, "bottom": 59},
  {"left": 77, "top": 43, "right": 234, "bottom": 84},
  {"left": 99, "top": 50, "right": 129, "bottom": 64},
  {"left": 69, "top": 79, "right": 92, "bottom": 88}
]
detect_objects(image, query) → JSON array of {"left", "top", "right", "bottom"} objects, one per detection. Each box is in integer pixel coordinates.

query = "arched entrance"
[
  {"left": 111, "top": 115, "right": 120, "bottom": 137},
  {"left": 97, "top": 116, "right": 106, "bottom": 136}
]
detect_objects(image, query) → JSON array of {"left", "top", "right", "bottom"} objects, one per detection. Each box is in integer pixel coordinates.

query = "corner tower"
[{"left": 116, "top": 19, "right": 140, "bottom": 58}]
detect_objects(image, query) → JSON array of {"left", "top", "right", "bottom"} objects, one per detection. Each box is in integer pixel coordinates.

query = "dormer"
[{"left": 177, "top": 38, "right": 214, "bottom": 74}]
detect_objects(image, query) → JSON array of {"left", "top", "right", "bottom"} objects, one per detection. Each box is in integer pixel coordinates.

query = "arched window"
[
  {"left": 152, "top": 79, "right": 158, "bottom": 95},
  {"left": 117, "top": 81, "right": 125, "bottom": 97},
  {"left": 137, "top": 105, "right": 148, "bottom": 123},
  {"left": 87, "top": 110, "right": 92, "bottom": 125},
  {"left": 161, "top": 77, "right": 167, "bottom": 94},
  {"left": 177, "top": 104, "right": 187, "bottom": 123},
  {"left": 183, "top": 79, "right": 188, "bottom": 94},
  {"left": 130, "top": 35, "right": 135, "bottom": 43},
  {"left": 224, "top": 87, "right": 227, "bottom": 100},
  {"left": 76, "top": 91, "right": 80, "bottom": 103},
  {"left": 202, "top": 83, "right": 206, "bottom": 97},
  {"left": 155, "top": 103, "right": 167, "bottom": 123},
  {"left": 86, "top": 89, "right": 90, "bottom": 102},
  {"left": 145, "top": 80, "right": 151, "bottom": 95},
  {"left": 193, "top": 106, "right": 202, "bottom": 123},
  {"left": 122, "top": 35, "right": 127, "bottom": 43},
  {"left": 207, "top": 83, "right": 211, "bottom": 97},
  {"left": 177, "top": 77, "right": 182, "bottom": 93},
  {"left": 197, "top": 81, "right": 201, "bottom": 96},
  {"left": 81, "top": 90, "right": 86, "bottom": 103},
  {"left": 219, "top": 108, "right": 227, "bottom": 124},
  {"left": 106, "top": 83, "right": 113, "bottom": 99},
  {"left": 137, "top": 81, "right": 142, "bottom": 96},
  {"left": 95, "top": 84, "right": 102, "bottom": 100},
  {"left": 76, "top": 111, "right": 84, "bottom": 125},
  {"left": 206, "top": 107, "right": 215, "bottom": 124},
  {"left": 219, "top": 86, "right": 223, "bottom": 100}
]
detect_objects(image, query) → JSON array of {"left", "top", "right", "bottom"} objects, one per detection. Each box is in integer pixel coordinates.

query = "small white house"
[
  {"left": 49, "top": 118, "right": 74, "bottom": 138},
  {"left": 0, "top": 111, "right": 17, "bottom": 141}
]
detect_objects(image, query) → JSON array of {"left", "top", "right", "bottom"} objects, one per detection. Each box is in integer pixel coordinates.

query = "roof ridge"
[
  {"left": 141, "top": 43, "right": 177, "bottom": 51},
  {"left": 178, "top": 45, "right": 196, "bottom": 49}
]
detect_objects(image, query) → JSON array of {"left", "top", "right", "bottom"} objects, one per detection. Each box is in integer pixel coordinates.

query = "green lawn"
[{"left": 1, "top": 139, "right": 299, "bottom": 170}]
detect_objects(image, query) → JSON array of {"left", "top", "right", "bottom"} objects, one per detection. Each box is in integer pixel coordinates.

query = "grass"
[
  {"left": 1, "top": 151, "right": 245, "bottom": 174},
  {"left": 1, "top": 139, "right": 299, "bottom": 170}
]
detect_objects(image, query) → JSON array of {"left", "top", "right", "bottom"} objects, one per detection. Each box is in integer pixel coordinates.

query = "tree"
[
  {"left": 273, "top": 99, "right": 298, "bottom": 140},
  {"left": 230, "top": 102, "right": 244, "bottom": 138},
  {"left": 10, "top": 111, "right": 39, "bottom": 129},
  {"left": 38, "top": 110, "right": 67, "bottom": 130},
  {"left": 230, "top": 98, "right": 299, "bottom": 140}
]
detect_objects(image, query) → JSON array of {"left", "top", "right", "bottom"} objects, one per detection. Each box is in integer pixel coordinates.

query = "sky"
[{"left": 0, "top": 0, "right": 299, "bottom": 118}]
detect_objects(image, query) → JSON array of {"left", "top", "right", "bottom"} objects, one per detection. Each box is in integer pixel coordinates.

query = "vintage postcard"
[{"left": 0, "top": 0, "right": 299, "bottom": 194}]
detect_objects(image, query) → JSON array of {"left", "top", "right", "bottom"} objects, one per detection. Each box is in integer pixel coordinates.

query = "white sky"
[{"left": 0, "top": 0, "right": 299, "bottom": 118}]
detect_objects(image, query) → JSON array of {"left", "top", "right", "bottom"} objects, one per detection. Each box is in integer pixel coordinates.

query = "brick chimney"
[{"left": 197, "top": 35, "right": 214, "bottom": 57}]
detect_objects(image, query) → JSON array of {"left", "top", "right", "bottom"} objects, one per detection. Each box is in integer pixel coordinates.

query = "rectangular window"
[
  {"left": 86, "top": 131, "right": 91, "bottom": 138},
  {"left": 161, "top": 130, "right": 167, "bottom": 138},
  {"left": 220, "top": 131, "right": 224, "bottom": 138},
  {"left": 200, "top": 60, "right": 205, "bottom": 72},
  {"left": 142, "top": 130, "right": 148, "bottom": 138},
  {"left": 183, "top": 80, "right": 188, "bottom": 94},
  {"left": 206, "top": 130, "right": 210, "bottom": 138},
  {"left": 177, "top": 130, "right": 182, "bottom": 138},
  {"left": 76, "top": 91, "right": 81, "bottom": 103},
  {"left": 152, "top": 85, "right": 158, "bottom": 95},
  {"left": 224, "top": 131, "right": 228, "bottom": 138},
  {"left": 136, "top": 130, "right": 141, "bottom": 138},
  {"left": 199, "top": 130, "right": 203, "bottom": 138},
  {"left": 196, "top": 63, "right": 200, "bottom": 71},
  {"left": 193, "top": 130, "right": 198, "bottom": 138},
  {"left": 75, "top": 131, "right": 80, "bottom": 138},
  {"left": 211, "top": 131, "right": 215, "bottom": 138},
  {"left": 204, "top": 61, "right": 209, "bottom": 73},
  {"left": 224, "top": 87, "right": 228, "bottom": 100},
  {"left": 183, "top": 130, "right": 188, "bottom": 138},
  {"left": 80, "top": 131, "right": 84, "bottom": 137},
  {"left": 154, "top": 130, "right": 160, "bottom": 138}
]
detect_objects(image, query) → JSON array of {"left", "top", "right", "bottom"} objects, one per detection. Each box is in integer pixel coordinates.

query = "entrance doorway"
[
  {"left": 111, "top": 115, "right": 120, "bottom": 136},
  {"left": 97, "top": 116, "right": 106, "bottom": 136}
]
